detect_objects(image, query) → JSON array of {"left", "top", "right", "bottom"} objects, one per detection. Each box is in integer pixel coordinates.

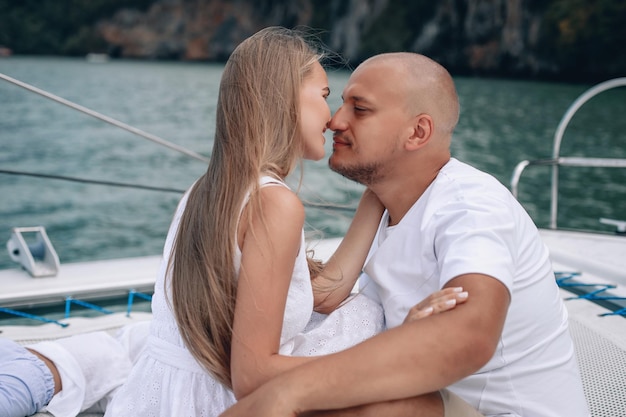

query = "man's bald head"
[{"left": 356, "top": 53, "right": 460, "bottom": 137}]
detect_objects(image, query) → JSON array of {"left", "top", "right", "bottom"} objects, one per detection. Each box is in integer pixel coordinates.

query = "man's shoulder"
[
  {"left": 437, "top": 158, "right": 504, "bottom": 194},
  {"left": 441, "top": 158, "right": 488, "bottom": 178}
]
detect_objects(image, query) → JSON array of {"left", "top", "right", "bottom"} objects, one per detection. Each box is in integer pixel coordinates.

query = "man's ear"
[{"left": 405, "top": 114, "right": 433, "bottom": 151}]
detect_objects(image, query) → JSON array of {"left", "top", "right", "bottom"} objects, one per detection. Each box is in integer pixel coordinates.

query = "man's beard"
[{"left": 329, "top": 159, "right": 382, "bottom": 186}]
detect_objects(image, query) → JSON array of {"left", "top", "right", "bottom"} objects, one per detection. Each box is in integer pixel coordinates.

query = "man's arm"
[
  {"left": 300, "top": 391, "right": 445, "bottom": 417},
  {"left": 221, "top": 274, "right": 510, "bottom": 417}
]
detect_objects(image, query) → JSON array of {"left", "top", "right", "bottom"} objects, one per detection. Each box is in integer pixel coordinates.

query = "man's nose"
[{"left": 328, "top": 106, "right": 346, "bottom": 131}]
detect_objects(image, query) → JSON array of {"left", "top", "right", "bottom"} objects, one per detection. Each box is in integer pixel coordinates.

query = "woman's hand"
[{"left": 403, "top": 287, "right": 468, "bottom": 324}]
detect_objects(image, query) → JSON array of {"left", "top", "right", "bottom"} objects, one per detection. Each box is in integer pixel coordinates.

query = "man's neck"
[{"left": 373, "top": 156, "right": 449, "bottom": 226}]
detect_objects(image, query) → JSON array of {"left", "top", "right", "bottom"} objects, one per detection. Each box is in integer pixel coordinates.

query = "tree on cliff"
[
  {"left": 538, "top": 0, "right": 626, "bottom": 80},
  {"left": 0, "top": 0, "right": 153, "bottom": 55}
]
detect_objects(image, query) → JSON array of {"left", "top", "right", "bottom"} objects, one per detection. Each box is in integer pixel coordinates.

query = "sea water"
[{"left": 1, "top": 56, "right": 625, "bottom": 271}]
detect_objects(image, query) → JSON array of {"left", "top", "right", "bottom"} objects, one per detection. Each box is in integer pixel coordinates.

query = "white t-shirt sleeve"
[{"left": 432, "top": 191, "right": 517, "bottom": 293}]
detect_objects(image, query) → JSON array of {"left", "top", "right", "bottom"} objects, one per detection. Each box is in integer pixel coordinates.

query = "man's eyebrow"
[{"left": 341, "top": 94, "right": 371, "bottom": 104}]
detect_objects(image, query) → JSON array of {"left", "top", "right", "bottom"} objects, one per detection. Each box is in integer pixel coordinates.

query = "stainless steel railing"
[{"left": 510, "top": 78, "right": 626, "bottom": 230}]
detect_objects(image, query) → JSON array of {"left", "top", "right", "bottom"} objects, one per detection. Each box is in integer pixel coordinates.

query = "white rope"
[{"left": 0, "top": 72, "right": 211, "bottom": 164}]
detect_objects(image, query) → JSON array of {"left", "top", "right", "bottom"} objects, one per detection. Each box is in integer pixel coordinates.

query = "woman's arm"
[
  {"left": 313, "top": 189, "right": 384, "bottom": 313},
  {"left": 230, "top": 186, "right": 318, "bottom": 399}
]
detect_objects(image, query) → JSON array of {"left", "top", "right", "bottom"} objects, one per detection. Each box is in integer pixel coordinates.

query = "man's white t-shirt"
[{"left": 359, "top": 158, "right": 589, "bottom": 417}]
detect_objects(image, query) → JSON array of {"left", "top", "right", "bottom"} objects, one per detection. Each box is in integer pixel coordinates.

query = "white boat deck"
[
  {"left": 0, "top": 255, "right": 161, "bottom": 309},
  {"left": 540, "top": 229, "right": 626, "bottom": 288}
]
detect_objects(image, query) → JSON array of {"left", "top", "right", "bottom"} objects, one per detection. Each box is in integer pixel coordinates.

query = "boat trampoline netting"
[{"left": 569, "top": 318, "right": 626, "bottom": 417}]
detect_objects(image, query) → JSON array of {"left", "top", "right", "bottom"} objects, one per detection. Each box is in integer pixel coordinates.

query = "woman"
[{"left": 102, "top": 26, "right": 387, "bottom": 417}]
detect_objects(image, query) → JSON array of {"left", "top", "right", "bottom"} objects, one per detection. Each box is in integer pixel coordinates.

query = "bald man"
[{"left": 220, "top": 53, "right": 589, "bottom": 417}]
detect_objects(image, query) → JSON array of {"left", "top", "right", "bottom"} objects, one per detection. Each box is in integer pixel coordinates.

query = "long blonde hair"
[{"left": 169, "top": 27, "right": 322, "bottom": 388}]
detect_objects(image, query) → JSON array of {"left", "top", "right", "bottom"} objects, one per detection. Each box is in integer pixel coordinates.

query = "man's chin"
[
  {"left": 328, "top": 156, "right": 349, "bottom": 178},
  {"left": 328, "top": 159, "right": 378, "bottom": 186}
]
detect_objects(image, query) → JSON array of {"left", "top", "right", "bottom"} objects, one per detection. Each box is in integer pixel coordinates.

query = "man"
[{"left": 220, "top": 53, "right": 589, "bottom": 417}]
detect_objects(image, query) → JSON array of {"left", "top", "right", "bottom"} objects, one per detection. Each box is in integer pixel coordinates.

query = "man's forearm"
[
  {"left": 299, "top": 392, "right": 444, "bottom": 417},
  {"left": 279, "top": 316, "right": 483, "bottom": 412}
]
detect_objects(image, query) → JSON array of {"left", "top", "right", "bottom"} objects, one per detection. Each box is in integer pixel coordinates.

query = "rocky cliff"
[
  {"left": 95, "top": 0, "right": 624, "bottom": 81},
  {"left": 99, "top": 0, "right": 313, "bottom": 60}
]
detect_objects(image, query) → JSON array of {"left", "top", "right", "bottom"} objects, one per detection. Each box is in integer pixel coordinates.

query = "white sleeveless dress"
[{"left": 104, "top": 176, "right": 384, "bottom": 417}]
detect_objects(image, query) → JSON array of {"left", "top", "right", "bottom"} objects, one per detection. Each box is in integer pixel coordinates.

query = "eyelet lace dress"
[{"left": 104, "top": 177, "right": 384, "bottom": 417}]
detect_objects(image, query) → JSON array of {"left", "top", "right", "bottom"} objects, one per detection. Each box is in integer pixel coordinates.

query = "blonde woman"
[{"left": 100, "top": 26, "right": 385, "bottom": 417}]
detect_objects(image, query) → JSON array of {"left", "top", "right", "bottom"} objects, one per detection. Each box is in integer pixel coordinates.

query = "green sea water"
[{"left": 1, "top": 56, "right": 625, "bottom": 271}]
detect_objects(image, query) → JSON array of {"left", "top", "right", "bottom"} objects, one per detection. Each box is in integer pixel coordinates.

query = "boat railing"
[{"left": 510, "top": 77, "right": 626, "bottom": 230}]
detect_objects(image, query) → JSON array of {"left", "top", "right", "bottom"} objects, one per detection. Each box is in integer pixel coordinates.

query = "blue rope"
[
  {"left": 555, "top": 272, "right": 626, "bottom": 316},
  {"left": 0, "top": 307, "right": 69, "bottom": 327},
  {"left": 126, "top": 289, "right": 152, "bottom": 316},
  {"left": 64, "top": 296, "right": 113, "bottom": 318},
  {"left": 1, "top": 290, "right": 153, "bottom": 326},
  {"left": 600, "top": 307, "right": 626, "bottom": 317}
]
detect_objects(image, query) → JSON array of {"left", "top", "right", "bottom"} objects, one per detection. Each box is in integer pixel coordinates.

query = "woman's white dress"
[{"left": 104, "top": 177, "right": 384, "bottom": 417}]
